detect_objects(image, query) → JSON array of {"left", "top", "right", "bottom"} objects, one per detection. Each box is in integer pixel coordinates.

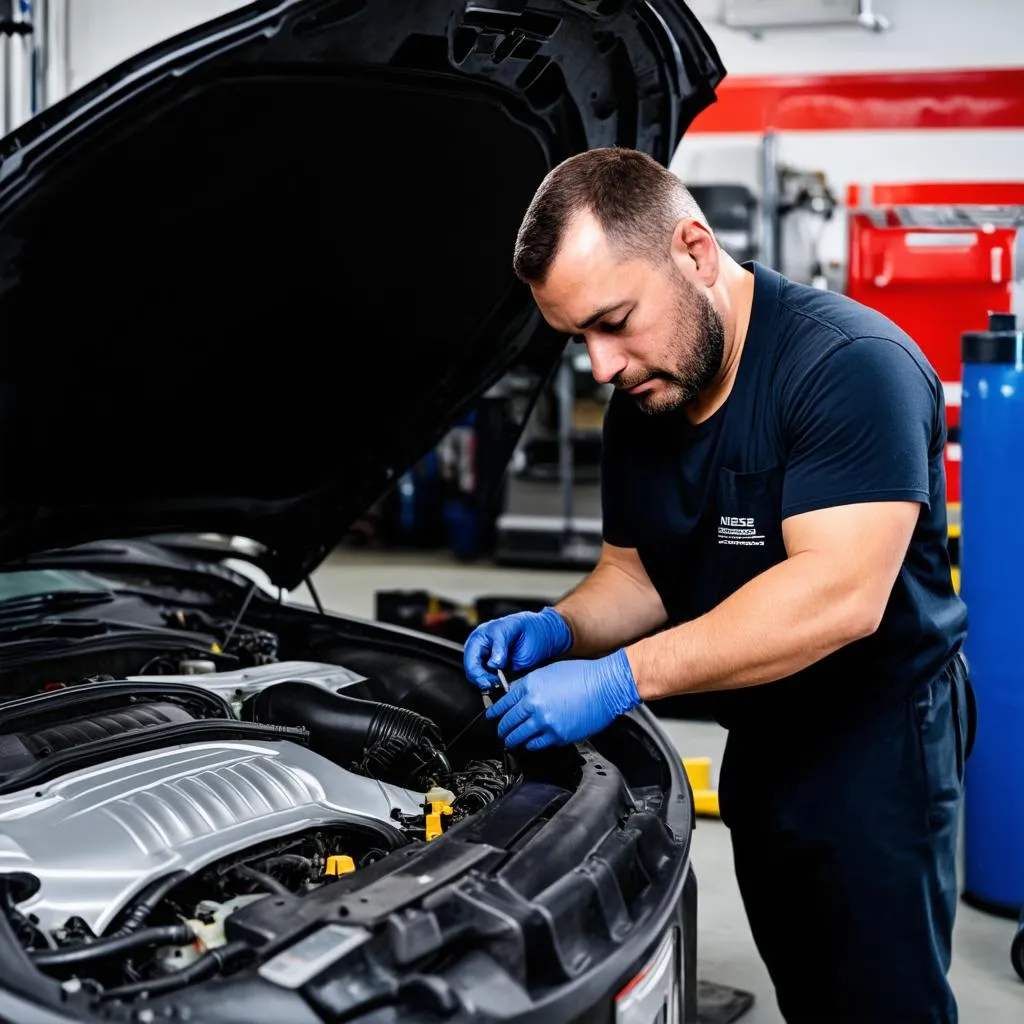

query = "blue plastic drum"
[{"left": 960, "top": 311, "right": 1024, "bottom": 916}]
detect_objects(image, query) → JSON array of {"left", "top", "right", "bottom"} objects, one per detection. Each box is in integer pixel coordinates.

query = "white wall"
[
  {"left": 685, "top": 0, "right": 1024, "bottom": 75},
  {"left": 66, "top": 0, "right": 248, "bottom": 93}
]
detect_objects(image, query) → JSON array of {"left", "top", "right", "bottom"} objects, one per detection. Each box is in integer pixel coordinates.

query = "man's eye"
[{"left": 604, "top": 315, "right": 629, "bottom": 334}]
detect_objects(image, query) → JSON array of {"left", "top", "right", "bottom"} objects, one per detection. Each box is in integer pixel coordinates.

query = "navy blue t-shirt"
[{"left": 601, "top": 262, "right": 967, "bottom": 733}]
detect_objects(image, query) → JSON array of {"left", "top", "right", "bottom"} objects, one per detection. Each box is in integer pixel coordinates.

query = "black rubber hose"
[
  {"left": 0, "top": 876, "right": 45, "bottom": 950},
  {"left": 0, "top": 892, "right": 35, "bottom": 948},
  {"left": 257, "top": 854, "right": 312, "bottom": 873},
  {"left": 0, "top": 880, "right": 61, "bottom": 1004},
  {"left": 100, "top": 939, "right": 253, "bottom": 1001},
  {"left": 242, "top": 682, "right": 445, "bottom": 785},
  {"left": 31, "top": 923, "right": 193, "bottom": 971},
  {"left": 233, "top": 864, "right": 291, "bottom": 897},
  {"left": 105, "top": 870, "right": 189, "bottom": 937}
]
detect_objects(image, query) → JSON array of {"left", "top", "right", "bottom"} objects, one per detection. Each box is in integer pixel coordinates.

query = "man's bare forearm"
[
  {"left": 624, "top": 551, "right": 880, "bottom": 700},
  {"left": 555, "top": 544, "right": 667, "bottom": 659}
]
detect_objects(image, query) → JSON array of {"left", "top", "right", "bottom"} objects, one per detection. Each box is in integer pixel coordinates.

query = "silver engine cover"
[{"left": 0, "top": 740, "right": 426, "bottom": 936}]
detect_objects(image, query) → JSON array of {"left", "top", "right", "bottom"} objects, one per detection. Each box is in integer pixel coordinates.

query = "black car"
[{"left": 0, "top": 2, "right": 725, "bottom": 1021}]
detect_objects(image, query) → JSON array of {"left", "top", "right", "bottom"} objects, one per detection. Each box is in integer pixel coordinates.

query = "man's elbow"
[{"left": 841, "top": 585, "right": 889, "bottom": 643}]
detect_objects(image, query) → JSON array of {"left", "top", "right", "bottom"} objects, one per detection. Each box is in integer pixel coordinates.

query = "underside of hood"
[{"left": 0, "top": 0, "right": 724, "bottom": 589}]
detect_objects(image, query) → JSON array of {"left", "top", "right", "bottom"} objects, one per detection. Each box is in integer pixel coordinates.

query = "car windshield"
[{"left": 0, "top": 569, "right": 113, "bottom": 605}]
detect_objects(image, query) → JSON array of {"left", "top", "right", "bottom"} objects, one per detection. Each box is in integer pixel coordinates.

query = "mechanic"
[{"left": 464, "top": 148, "right": 970, "bottom": 1024}]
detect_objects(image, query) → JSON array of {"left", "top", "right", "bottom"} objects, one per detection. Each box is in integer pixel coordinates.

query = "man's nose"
[{"left": 586, "top": 338, "right": 628, "bottom": 385}]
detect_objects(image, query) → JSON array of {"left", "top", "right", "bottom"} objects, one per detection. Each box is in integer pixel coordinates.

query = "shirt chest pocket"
[{"left": 714, "top": 465, "right": 787, "bottom": 601}]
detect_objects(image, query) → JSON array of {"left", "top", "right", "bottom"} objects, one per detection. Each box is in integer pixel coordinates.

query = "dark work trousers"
[{"left": 718, "top": 655, "right": 969, "bottom": 1024}]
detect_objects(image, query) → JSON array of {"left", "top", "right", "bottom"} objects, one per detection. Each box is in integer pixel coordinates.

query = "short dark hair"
[{"left": 512, "top": 147, "right": 704, "bottom": 284}]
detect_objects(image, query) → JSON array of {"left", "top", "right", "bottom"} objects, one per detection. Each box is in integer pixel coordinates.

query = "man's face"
[{"left": 529, "top": 212, "right": 725, "bottom": 416}]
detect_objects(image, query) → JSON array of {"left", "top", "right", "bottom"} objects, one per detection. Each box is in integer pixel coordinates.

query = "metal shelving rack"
[{"left": 494, "top": 347, "right": 604, "bottom": 569}]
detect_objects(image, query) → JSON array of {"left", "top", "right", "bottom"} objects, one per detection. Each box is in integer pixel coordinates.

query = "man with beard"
[{"left": 464, "top": 148, "right": 970, "bottom": 1023}]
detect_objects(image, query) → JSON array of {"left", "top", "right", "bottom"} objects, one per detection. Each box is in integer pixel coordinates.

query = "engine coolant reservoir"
[
  {"left": 178, "top": 659, "right": 218, "bottom": 675},
  {"left": 425, "top": 786, "right": 455, "bottom": 806},
  {"left": 156, "top": 893, "right": 267, "bottom": 972}
]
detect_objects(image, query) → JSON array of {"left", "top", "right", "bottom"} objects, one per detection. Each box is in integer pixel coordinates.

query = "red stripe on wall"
[
  {"left": 847, "top": 181, "right": 1024, "bottom": 208},
  {"left": 688, "top": 67, "right": 1024, "bottom": 133}
]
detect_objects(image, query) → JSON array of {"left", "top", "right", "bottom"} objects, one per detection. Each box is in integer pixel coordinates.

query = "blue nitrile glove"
[
  {"left": 463, "top": 607, "right": 572, "bottom": 691},
  {"left": 484, "top": 648, "right": 641, "bottom": 750}
]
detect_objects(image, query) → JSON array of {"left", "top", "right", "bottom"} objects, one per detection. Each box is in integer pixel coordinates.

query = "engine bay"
[
  {"left": 0, "top": 648, "right": 518, "bottom": 1005},
  {"left": 0, "top": 567, "right": 688, "bottom": 1022}
]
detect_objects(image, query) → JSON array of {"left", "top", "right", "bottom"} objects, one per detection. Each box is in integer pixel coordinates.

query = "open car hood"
[{"left": 0, "top": 0, "right": 724, "bottom": 589}]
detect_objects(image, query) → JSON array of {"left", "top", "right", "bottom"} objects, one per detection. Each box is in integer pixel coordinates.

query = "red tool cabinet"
[{"left": 845, "top": 182, "right": 1023, "bottom": 513}]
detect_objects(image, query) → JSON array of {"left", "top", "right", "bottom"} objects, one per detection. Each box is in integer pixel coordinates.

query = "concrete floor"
[{"left": 297, "top": 548, "right": 1023, "bottom": 1023}]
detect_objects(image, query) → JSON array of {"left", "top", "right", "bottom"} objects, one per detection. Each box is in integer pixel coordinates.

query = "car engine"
[
  {"left": 0, "top": 739, "right": 426, "bottom": 937},
  {"left": 0, "top": 659, "right": 515, "bottom": 999}
]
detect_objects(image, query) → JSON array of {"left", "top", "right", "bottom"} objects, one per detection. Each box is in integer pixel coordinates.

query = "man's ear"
[{"left": 670, "top": 217, "right": 718, "bottom": 287}]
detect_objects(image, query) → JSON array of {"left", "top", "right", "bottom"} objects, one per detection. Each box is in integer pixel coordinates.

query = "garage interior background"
[{"left": 2, "top": 2, "right": 1022, "bottom": 1020}]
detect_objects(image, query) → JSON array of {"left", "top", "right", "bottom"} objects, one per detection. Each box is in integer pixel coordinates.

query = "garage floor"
[{"left": 301, "top": 549, "right": 1023, "bottom": 1023}]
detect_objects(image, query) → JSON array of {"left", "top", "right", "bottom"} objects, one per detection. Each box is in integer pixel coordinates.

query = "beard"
[{"left": 614, "top": 269, "right": 725, "bottom": 416}]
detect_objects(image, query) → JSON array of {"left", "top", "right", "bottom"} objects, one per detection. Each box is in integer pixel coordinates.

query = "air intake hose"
[{"left": 242, "top": 682, "right": 448, "bottom": 787}]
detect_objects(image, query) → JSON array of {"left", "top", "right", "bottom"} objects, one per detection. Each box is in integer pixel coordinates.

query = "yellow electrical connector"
[
  {"left": 324, "top": 855, "right": 356, "bottom": 876},
  {"left": 425, "top": 800, "right": 453, "bottom": 841}
]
